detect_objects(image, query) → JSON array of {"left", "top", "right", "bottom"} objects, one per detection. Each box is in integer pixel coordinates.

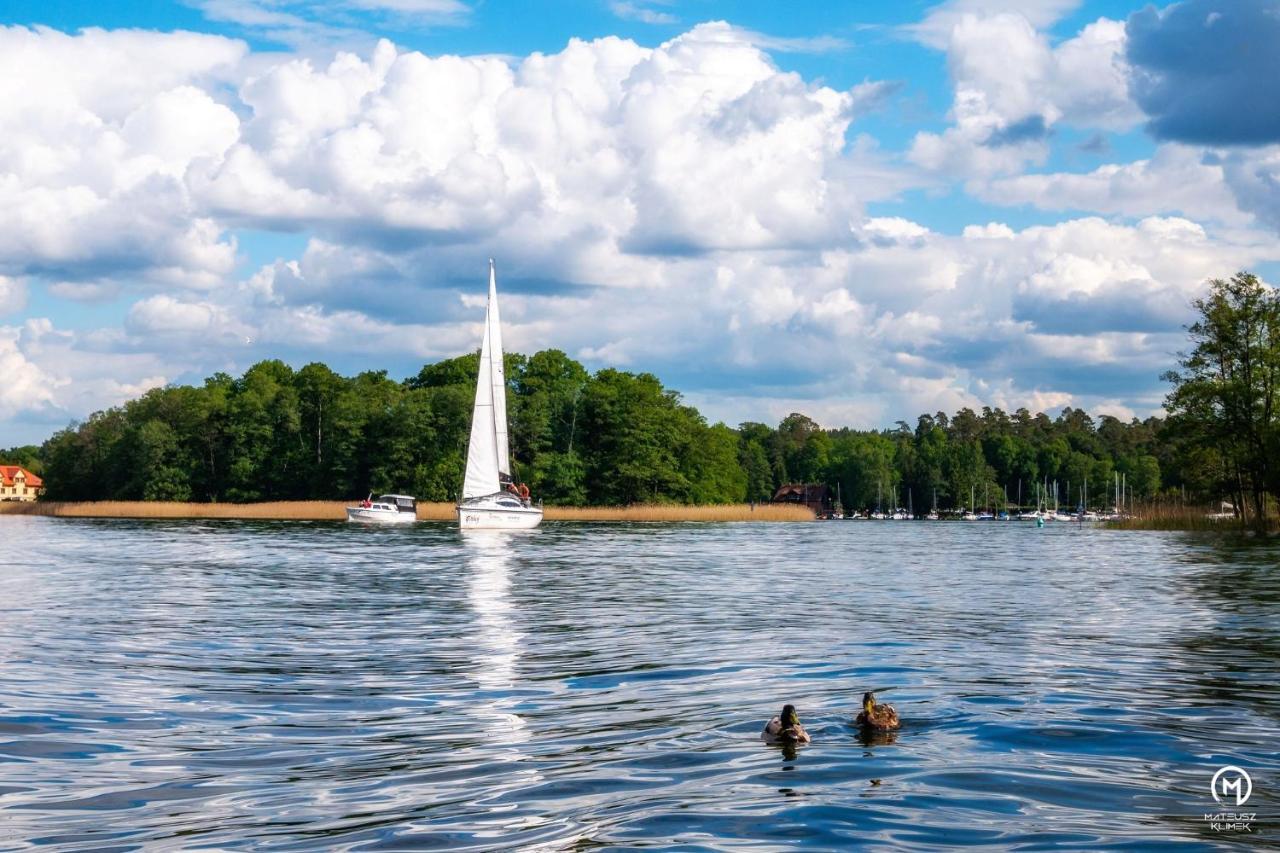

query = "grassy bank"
[
  {"left": 0, "top": 501, "right": 812, "bottom": 523},
  {"left": 1105, "top": 503, "right": 1277, "bottom": 533}
]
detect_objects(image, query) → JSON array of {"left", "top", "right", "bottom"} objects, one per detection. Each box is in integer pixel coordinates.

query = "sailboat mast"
[{"left": 487, "top": 260, "right": 511, "bottom": 479}]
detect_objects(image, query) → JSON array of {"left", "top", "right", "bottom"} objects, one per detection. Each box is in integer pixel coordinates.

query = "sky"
[{"left": 2, "top": 0, "right": 1279, "bottom": 446}]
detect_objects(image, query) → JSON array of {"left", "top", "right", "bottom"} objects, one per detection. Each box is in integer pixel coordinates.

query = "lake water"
[{"left": 2, "top": 517, "right": 1277, "bottom": 850}]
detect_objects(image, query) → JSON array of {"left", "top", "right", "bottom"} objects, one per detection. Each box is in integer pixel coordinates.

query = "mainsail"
[{"left": 461, "top": 261, "right": 511, "bottom": 500}]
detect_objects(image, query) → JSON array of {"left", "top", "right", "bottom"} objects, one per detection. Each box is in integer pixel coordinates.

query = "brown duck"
[
  {"left": 761, "top": 704, "right": 811, "bottom": 744},
  {"left": 854, "top": 691, "right": 899, "bottom": 732}
]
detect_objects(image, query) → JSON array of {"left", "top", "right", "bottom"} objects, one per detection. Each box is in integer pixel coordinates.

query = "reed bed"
[
  {"left": 0, "top": 500, "right": 352, "bottom": 520},
  {"left": 543, "top": 503, "right": 813, "bottom": 522},
  {"left": 1105, "top": 502, "right": 1277, "bottom": 533},
  {"left": 1, "top": 500, "right": 812, "bottom": 523}
]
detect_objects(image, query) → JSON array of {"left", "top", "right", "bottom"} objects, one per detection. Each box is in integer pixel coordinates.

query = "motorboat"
[{"left": 346, "top": 494, "right": 418, "bottom": 524}]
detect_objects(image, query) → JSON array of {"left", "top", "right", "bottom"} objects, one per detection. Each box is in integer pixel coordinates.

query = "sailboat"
[{"left": 456, "top": 261, "right": 544, "bottom": 530}]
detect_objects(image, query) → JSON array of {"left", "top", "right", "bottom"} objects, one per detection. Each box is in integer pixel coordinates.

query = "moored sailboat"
[{"left": 456, "top": 261, "right": 543, "bottom": 530}]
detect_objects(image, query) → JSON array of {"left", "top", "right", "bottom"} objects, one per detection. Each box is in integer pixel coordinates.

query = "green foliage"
[
  {"left": 1163, "top": 271, "right": 1280, "bottom": 526},
  {"left": 0, "top": 445, "right": 43, "bottom": 475},
  {"left": 37, "top": 351, "right": 753, "bottom": 506},
  {"left": 31, "top": 269, "right": 1277, "bottom": 514}
]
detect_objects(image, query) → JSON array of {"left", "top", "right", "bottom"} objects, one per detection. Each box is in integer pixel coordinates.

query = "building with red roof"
[{"left": 0, "top": 466, "right": 43, "bottom": 501}]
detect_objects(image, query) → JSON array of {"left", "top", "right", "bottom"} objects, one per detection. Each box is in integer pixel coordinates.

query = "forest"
[
  {"left": 0, "top": 351, "right": 1185, "bottom": 510},
  {"left": 4, "top": 272, "right": 1274, "bottom": 515}
]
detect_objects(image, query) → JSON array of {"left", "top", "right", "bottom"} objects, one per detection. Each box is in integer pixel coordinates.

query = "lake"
[{"left": 2, "top": 517, "right": 1277, "bottom": 849}]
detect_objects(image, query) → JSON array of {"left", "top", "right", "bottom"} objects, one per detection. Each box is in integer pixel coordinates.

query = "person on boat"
[
  {"left": 505, "top": 482, "right": 520, "bottom": 497},
  {"left": 517, "top": 483, "right": 530, "bottom": 501},
  {"left": 361, "top": 496, "right": 372, "bottom": 508}
]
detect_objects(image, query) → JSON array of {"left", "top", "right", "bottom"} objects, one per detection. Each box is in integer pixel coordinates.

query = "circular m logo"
[{"left": 1211, "top": 766, "right": 1252, "bottom": 807}]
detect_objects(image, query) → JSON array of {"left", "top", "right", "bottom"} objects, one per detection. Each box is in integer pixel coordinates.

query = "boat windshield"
[{"left": 378, "top": 495, "right": 417, "bottom": 512}]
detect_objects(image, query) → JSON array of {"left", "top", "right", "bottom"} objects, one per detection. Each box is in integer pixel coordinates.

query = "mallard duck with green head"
[
  {"left": 854, "top": 691, "right": 899, "bottom": 732},
  {"left": 761, "top": 704, "right": 811, "bottom": 744}
]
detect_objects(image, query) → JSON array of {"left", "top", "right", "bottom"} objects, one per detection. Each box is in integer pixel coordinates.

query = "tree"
[
  {"left": 0, "top": 445, "right": 43, "bottom": 474},
  {"left": 1164, "top": 272, "right": 1280, "bottom": 527},
  {"left": 737, "top": 422, "right": 775, "bottom": 501},
  {"left": 579, "top": 370, "right": 688, "bottom": 504}
]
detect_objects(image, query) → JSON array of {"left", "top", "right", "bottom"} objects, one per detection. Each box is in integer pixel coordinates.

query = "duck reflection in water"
[{"left": 855, "top": 726, "right": 899, "bottom": 748}]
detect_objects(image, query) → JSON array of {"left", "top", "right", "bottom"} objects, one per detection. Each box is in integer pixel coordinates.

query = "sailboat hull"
[{"left": 457, "top": 495, "right": 543, "bottom": 530}]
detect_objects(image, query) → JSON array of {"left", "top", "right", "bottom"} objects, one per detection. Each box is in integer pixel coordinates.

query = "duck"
[
  {"left": 761, "top": 703, "right": 811, "bottom": 744},
  {"left": 854, "top": 691, "right": 899, "bottom": 732}
]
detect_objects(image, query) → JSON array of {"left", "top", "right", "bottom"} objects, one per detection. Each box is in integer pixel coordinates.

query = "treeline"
[
  {"left": 32, "top": 351, "right": 744, "bottom": 505},
  {"left": 14, "top": 350, "right": 1203, "bottom": 510},
  {"left": 752, "top": 408, "right": 1172, "bottom": 513},
  {"left": 13, "top": 271, "right": 1275, "bottom": 515}
]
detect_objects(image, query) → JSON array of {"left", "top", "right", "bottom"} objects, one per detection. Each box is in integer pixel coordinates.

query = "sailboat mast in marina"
[{"left": 456, "top": 260, "right": 544, "bottom": 530}]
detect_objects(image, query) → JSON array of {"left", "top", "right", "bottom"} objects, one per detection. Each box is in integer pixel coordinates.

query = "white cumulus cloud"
[{"left": 909, "top": 12, "right": 1140, "bottom": 177}]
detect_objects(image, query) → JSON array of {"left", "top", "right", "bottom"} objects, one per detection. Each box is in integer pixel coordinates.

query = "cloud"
[
  {"left": 0, "top": 276, "right": 27, "bottom": 315},
  {"left": 192, "top": 23, "right": 885, "bottom": 261},
  {"left": 609, "top": 2, "right": 677, "bottom": 25},
  {"left": 1126, "top": 0, "right": 1280, "bottom": 146},
  {"left": 910, "top": 0, "right": 1083, "bottom": 48},
  {"left": 5, "top": 19, "right": 1280, "bottom": 443},
  {"left": 986, "top": 114, "right": 1050, "bottom": 147},
  {"left": 0, "top": 26, "right": 243, "bottom": 289},
  {"left": 908, "top": 11, "right": 1140, "bottom": 176},
  {"left": 732, "top": 29, "right": 851, "bottom": 55},
  {"left": 979, "top": 143, "right": 1249, "bottom": 224},
  {"left": 125, "top": 293, "right": 248, "bottom": 341},
  {"left": 0, "top": 321, "right": 62, "bottom": 413},
  {"left": 1223, "top": 145, "right": 1280, "bottom": 230},
  {"left": 192, "top": 0, "right": 470, "bottom": 50}
]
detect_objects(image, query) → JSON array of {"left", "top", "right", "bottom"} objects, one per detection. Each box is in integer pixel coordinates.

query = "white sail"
[
  {"left": 462, "top": 263, "right": 503, "bottom": 500},
  {"left": 487, "top": 262, "right": 511, "bottom": 479},
  {"left": 457, "top": 260, "right": 543, "bottom": 529}
]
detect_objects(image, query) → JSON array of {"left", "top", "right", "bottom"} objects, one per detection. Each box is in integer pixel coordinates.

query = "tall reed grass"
[
  {"left": 1105, "top": 502, "right": 1277, "bottom": 532},
  {"left": 543, "top": 503, "right": 813, "bottom": 522},
  {"left": 0, "top": 500, "right": 812, "bottom": 523},
  {"left": 0, "top": 500, "right": 353, "bottom": 520}
]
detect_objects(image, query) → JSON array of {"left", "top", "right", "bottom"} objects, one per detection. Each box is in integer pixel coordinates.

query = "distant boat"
[
  {"left": 347, "top": 493, "right": 418, "bottom": 524},
  {"left": 456, "top": 261, "right": 544, "bottom": 531}
]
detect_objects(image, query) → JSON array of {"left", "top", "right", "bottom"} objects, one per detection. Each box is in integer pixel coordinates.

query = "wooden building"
[{"left": 771, "top": 483, "right": 831, "bottom": 515}]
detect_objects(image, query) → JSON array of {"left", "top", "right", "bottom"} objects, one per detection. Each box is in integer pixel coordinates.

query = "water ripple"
[{"left": 0, "top": 517, "right": 1277, "bottom": 849}]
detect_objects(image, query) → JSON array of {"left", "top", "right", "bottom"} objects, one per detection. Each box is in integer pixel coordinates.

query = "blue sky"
[{"left": 2, "top": 0, "right": 1278, "bottom": 445}]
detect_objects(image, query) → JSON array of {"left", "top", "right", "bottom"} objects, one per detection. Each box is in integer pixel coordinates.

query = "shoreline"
[{"left": 0, "top": 500, "right": 813, "bottom": 523}]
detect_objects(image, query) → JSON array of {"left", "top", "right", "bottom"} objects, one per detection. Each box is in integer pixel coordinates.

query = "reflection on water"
[
  {"left": 0, "top": 516, "right": 1278, "bottom": 849},
  {"left": 464, "top": 531, "right": 532, "bottom": 746}
]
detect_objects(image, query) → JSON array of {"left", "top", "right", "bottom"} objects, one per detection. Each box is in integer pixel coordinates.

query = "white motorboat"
[
  {"left": 346, "top": 494, "right": 418, "bottom": 524},
  {"left": 457, "top": 261, "right": 543, "bottom": 531}
]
